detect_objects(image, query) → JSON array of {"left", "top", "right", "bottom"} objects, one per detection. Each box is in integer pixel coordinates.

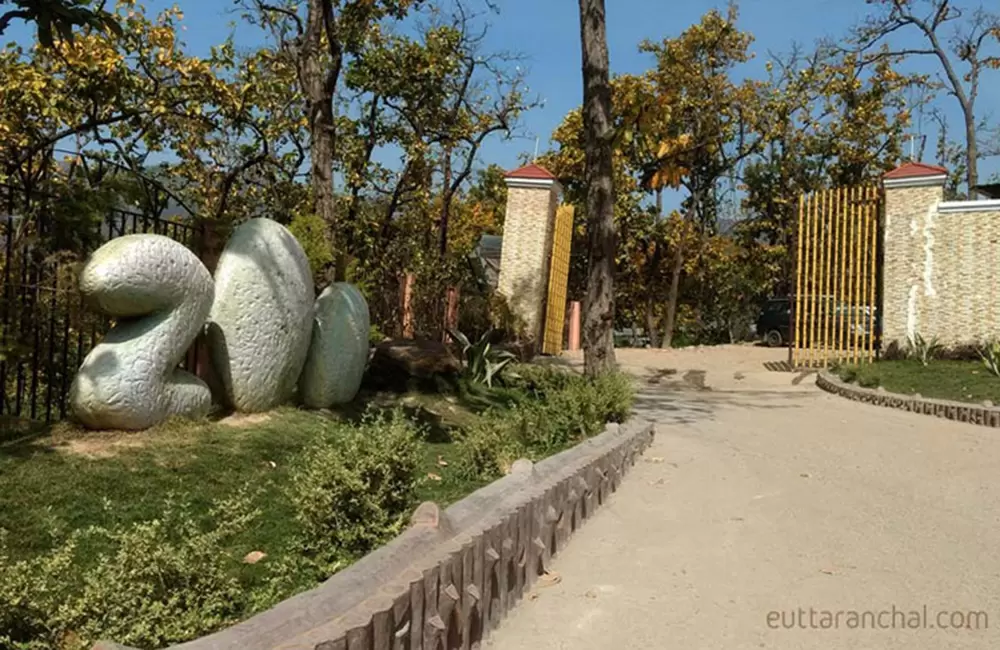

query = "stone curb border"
[
  {"left": 817, "top": 370, "right": 1000, "bottom": 427},
  {"left": 96, "top": 419, "right": 655, "bottom": 650}
]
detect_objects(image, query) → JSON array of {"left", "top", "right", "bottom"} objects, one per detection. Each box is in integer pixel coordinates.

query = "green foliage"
[
  {"left": 447, "top": 329, "right": 516, "bottom": 387},
  {"left": 455, "top": 368, "right": 635, "bottom": 481},
  {"left": 907, "top": 333, "right": 943, "bottom": 366},
  {"left": 979, "top": 340, "right": 1000, "bottom": 378},
  {"left": 0, "top": 491, "right": 258, "bottom": 650},
  {"left": 287, "top": 211, "right": 334, "bottom": 276},
  {"left": 451, "top": 411, "right": 529, "bottom": 480},
  {"left": 287, "top": 408, "right": 423, "bottom": 564},
  {"left": 0, "top": 0, "right": 122, "bottom": 47}
]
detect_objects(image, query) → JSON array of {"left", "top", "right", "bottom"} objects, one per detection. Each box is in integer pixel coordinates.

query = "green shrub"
[
  {"left": 838, "top": 366, "right": 859, "bottom": 383},
  {"left": 455, "top": 369, "right": 635, "bottom": 481},
  {"left": 857, "top": 373, "right": 880, "bottom": 389},
  {"left": 503, "top": 363, "right": 576, "bottom": 395},
  {"left": 453, "top": 410, "right": 528, "bottom": 480},
  {"left": 287, "top": 408, "right": 422, "bottom": 563},
  {"left": 591, "top": 371, "right": 636, "bottom": 423},
  {"left": 0, "top": 492, "right": 258, "bottom": 650}
]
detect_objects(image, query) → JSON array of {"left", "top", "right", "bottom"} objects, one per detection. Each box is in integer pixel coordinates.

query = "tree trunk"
[
  {"left": 578, "top": 0, "right": 616, "bottom": 377},
  {"left": 300, "top": 0, "right": 341, "bottom": 279},
  {"left": 645, "top": 295, "right": 661, "bottom": 348},
  {"left": 439, "top": 147, "right": 452, "bottom": 257},
  {"left": 655, "top": 188, "right": 663, "bottom": 218},
  {"left": 662, "top": 240, "right": 684, "bottom": 347},
  {"left": 964, "top": 109, "right": 978, "bottom": 198}
]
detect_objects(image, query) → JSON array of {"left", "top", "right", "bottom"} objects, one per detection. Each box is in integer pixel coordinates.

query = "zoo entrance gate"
[{"left": 791, "top": 183, "right": 883, "bottom": 368}]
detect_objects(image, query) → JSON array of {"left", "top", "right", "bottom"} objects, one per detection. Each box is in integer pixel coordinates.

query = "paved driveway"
[{"left": 488, "top": 345, "right": 1000, "bottom": 649}]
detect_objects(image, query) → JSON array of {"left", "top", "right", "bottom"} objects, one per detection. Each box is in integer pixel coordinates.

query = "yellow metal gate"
[
  {"left": 792, "top": 184, "right": 882, "bottom": 368},
  {"left": 542, "top": 205, "right": 574, "bottom": 355}
]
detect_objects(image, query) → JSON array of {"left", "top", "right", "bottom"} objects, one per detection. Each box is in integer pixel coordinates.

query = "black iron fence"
[{"left": 1, "top": 186, "right": 203, "bottom": 424}]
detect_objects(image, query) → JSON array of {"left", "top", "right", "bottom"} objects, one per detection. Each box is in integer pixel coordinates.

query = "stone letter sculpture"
[
  {"left": 68, "top": 235, "right": 214, "bottom": 430},
  {"left": 208, "top": 218, "right": 314, "bottom": 412},
  {"left": 299, "top": 283, "right": 371, "bottom": 408}
]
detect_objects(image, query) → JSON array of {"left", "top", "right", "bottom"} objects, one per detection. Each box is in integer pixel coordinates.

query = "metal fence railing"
[{"left": 1, "top": 186, "right": 203, "bottom": 424}]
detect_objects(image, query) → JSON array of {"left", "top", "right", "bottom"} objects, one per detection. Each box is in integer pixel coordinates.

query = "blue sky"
[{"left": 4, "top": 0, "right": 998, "bottom": 182}]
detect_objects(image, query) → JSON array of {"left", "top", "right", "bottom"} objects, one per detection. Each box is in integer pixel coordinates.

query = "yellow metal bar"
[
  {"left": 836, "top": 186, "right": 848, "bottom": 363},
  {"left": 808, "top": 190, "right": 820, "bottom": 367},
  {"left": 794, "top": 194, "right": 806, "bottom": 366},
  {"left": 855, "top": 186, "right": 872, "bottom": 363},
  {"left": 842, "top": 185, "right": 854, "bottom": 364},
  {"left": 819, "top": 188, "right": 829, "bottom": 367},
  {"left": 866, "top": 185, "right": 878, "bottom": 363},
  {"left": 852, "top": 184, "right": 864, "bottom": 364},
  {"left": 816, "top": 189, "right": 825, "bottom": 366},
  {"left": 838, "top": 186, "right": 850, "bottom": 362},
  {"left": 832, "top": 186, "right": 843, "bottom": 364}
]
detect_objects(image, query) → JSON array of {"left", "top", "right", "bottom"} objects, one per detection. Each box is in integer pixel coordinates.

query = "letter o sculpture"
[{"left": 208, "top": 218, "right": 314, "bottom": 412}]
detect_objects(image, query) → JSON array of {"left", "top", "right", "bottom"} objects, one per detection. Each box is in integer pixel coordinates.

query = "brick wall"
[
  {"left": 883, "top": 179, "right": 1000, "bottom": 347},
  {"left": 497, "top": 184, "right": 559, "bottom": 340}
]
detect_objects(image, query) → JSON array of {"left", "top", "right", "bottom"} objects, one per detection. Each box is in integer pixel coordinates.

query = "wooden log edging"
[
  {"left": 96, "top": 419, "right": 655, "bottom": 650},
  {"left": 816, "top": 370, "right": 1000, "bottom": 428}
]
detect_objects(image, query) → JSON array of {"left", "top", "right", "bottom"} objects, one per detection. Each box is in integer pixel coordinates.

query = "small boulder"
[{"left": 367, "top": 339, "right": 461, "bottom": 390}]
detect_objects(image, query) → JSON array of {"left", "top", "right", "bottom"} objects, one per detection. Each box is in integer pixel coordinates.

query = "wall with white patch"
[{"left": 883, "top": 169, "right": 1000, "bottom": 349}]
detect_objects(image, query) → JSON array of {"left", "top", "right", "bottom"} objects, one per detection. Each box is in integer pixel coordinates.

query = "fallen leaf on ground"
[
  {"left": 584, "top": 589, "right": 597, "bottom": 599},
  {"left": 644, "top": 457, "right": 665, "bottom": 464},
  {"left": 820, "top": 569, "right": 836, "bottom": 575},
  {"left": 800, "top": 473, "right": 811, "bottom": 478},
  {"left": 427, "top": 473, "right": 442, "bottom": 482},
  {"left": 649, "top": 478, "right": 665, "bottom": 486},
  {"left": 243, "top": 551, "right": 267, "bottom": 564},
  {"left": 437, "top": 456, "right": 449, "bottom": 467},
  {"left": 528, "top": 592, "right": 539, "bottom": 600}
]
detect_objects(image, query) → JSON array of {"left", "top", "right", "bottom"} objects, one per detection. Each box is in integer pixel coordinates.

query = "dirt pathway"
[{"left": 487, "top": 346, "right": 1000, "bottom": 649}]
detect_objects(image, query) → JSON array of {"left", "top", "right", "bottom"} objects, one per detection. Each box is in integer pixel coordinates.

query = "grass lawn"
[
  {"left": 835, "top": 360, "right": 1000, "bottom": 404},
  {"left": 0, "top": 383, "right": 512, "bottom": 584}
]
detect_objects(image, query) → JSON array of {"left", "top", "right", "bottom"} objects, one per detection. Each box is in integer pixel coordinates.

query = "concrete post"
[
  {"left": 881, "top": 162, "right": 947, "bottom": 350},
  {"left": 497, "top": 163, "right": 562, "bottom": 342},
  {"left": 567, "top": 301, "right": 581, "bottom": 351}
]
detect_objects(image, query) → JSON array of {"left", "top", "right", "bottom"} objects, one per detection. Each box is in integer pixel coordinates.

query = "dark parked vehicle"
[
  {"left": 756, "top": 298, "right": 791, "bottom": 347},
  {"left": 755, "top": 297, "right": 879, "bottom": 348}
]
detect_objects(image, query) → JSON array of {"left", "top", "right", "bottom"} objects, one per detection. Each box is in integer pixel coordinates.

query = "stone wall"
[
  {"left": 497, "top": 182, "right": 559, "bottom": 341},
  {"left": 882, "top": 175, "right": 1000, "bottom": 348}
]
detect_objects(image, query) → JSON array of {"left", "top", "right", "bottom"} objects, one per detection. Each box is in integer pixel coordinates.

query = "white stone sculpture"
[
  {"left": 208, "top": 218, "right": 314, "bottom": 412},
  {"left": 69, "top": 235, "right": 214, "bottom": 430},
  {"left": 299, "top": 283, "right": 371, "bottom": 408}
]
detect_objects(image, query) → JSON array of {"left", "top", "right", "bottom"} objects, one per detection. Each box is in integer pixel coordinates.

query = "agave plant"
[
  {"left": 980, "top": 340, "right": 1000, "bottom": 378},
  {"left": 907, "top": 332, "right": 942, "bottom": 367},
  {"left": 447, "top": 328, "right": 517, "bottom": 387}
]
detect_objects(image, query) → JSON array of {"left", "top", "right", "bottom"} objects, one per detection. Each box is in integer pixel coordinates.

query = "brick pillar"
[
  {"left": 881, "top": 162, "right": 947, "bottom": 350},
  {"left": 497, "top": 163, "right": 561, "bottom": 342}
]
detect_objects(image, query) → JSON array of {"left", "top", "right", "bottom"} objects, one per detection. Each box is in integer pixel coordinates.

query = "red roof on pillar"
[
  {"left": 505, "top": 163, "right": 556, "bottom": 180},
  {"left": 883, "top": 162, "right": 948, "bottom": 180}
]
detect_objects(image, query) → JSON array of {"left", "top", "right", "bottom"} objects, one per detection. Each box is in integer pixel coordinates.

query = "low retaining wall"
[
  {"left": 97, "top": 419, "right": 655, "bottom": 650},
  {"left": 817, "top": 370, "right": 1000, "bottom": 427}
]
